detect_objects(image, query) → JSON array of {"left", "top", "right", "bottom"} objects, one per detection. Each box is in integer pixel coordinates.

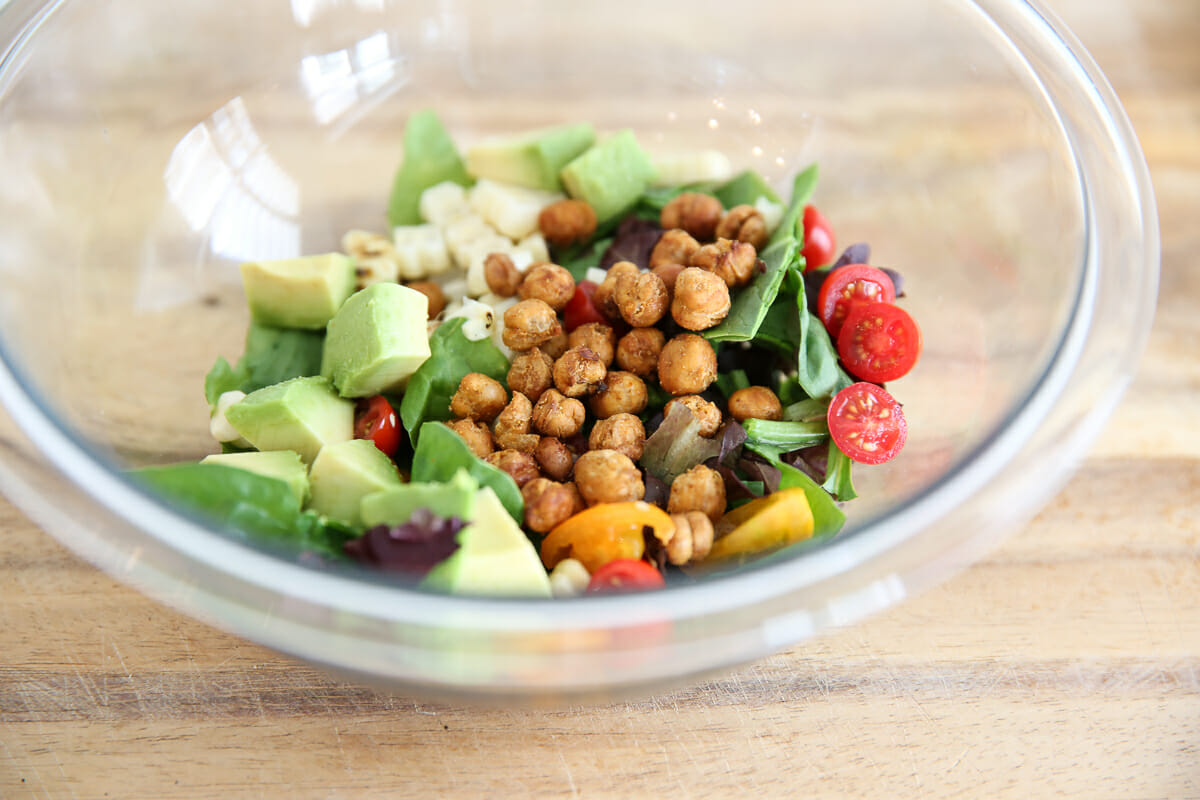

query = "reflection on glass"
[
  {"left": 299, "top": 31, "right": 403, "bottom": 129},
  {"left": 164, "top": 96, "right": 301, "bottom": 261}
]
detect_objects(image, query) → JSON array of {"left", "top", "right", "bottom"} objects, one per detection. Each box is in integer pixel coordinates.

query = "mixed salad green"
[{"left": 135, "top": 112, "right": 922, "bottom": 598}]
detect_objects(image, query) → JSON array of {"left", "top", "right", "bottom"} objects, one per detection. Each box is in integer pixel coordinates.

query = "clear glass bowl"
[{"left": 0, "top": 0, "right": 1157, "bottom": 699}]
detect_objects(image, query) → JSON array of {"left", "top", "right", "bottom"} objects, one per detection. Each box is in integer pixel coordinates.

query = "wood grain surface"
[{"left": 3, "top": 1, "right": 1199, "bottom": 797}]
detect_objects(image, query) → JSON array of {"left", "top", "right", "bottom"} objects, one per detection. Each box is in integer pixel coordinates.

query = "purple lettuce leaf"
[
  {"left": 343, "top": 508, "right": 467, "bottom": 576},
  {"left": 600, "top": 217, "right": 663, "bottom": 270}
]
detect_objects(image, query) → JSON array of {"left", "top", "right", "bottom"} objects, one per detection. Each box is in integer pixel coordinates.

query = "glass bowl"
[{"left": 0, "top": 0, "right": 1157, "bottom": 699}]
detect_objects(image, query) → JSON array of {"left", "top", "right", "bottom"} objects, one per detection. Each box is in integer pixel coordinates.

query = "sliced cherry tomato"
[
  {"left": 354, "top": 395, "right": 401, "bottom": 457},
  {"left": 827, "top": 382, "right": 908, "bottom": 465},
  {"left": 562, "top": 280, "right": 606, "bottom": 332},
  {"left": 817, "top": 264, "right": 896, "bottom": 338},
  {"left": 801, "top": 204, "right": 836, "bottom": 272},
  {"left": 586, "top": 559, "right": 666, "bottom": 594},
  {"left": 837, "top": 302, "right": 922, "bottom": 384}
]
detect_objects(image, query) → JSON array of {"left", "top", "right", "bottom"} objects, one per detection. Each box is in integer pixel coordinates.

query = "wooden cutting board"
[{"left": 2, "top": 1, "right": 1198, "bottom": 797}]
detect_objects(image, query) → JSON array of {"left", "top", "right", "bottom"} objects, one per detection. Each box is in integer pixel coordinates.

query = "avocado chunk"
[
  {"left": 560, "top": 130, "right": 656, "bottom": 224},
  {"left": 225, "top": 376, "right": 353, "bottom": 464},
  {"left": 321, "top": 282, "right": 431, "bottom": 398},
  {"left": 239, "top": 253, "right": 356, "bottom": 330},
  {"left": 422, "top": 487, "right": 552, "bottom": 598},
  {"left": 466, "top": 123, "right": 596, "bottom": 192},
  {"left": 200, "top": 450, "right": 311, "bottom": 506},
  {"left": 307, "top": 439, "right": 404, "bottom": 527},
  {"left": 360, "top": 468, "right": 477, "bottom": 528}
]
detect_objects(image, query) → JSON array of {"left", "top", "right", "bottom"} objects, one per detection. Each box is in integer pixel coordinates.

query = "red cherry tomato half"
[
  {"left": 827, "top": 382, "right": 908, "bottom": 465},
  {"left": 586, "top": 559, "right": 666, "bottom": 594},
  {"left": 837, "top": 302, "right": 922, "bottom": 384},
  {"left": 817, "top": 264, "right": 896, "bottom": 338},
  {"left": 801, "top": 204, "right": 836, "bottom": 272},
  {"left": 563, "top": 280, "right": 606, "bottom": 332},
  {"left": 354, "top": 395, "right": 401, "bottom": 457}
]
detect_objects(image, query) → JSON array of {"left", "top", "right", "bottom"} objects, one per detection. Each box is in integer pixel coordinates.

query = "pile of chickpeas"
[{"left": 443, "top": 192, "right": 788, "bottom": 566}]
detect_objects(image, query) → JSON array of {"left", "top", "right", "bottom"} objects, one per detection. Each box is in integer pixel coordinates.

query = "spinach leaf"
[
  {"left": 714, "top": 368, "right": 751, "bottom": 400},
  {"left": 821, "top": 442, "right": 858, "bottom": 502},
  {"left": 131, "top": 463, "right": 351, "bottom": 558},
  {"left": 399, "top": 318, "right": 510, "bottom": 444},
  {"left": 636, "top": 181, "right": 721, "bottom": 213},
  {"left": 752, "top": 295, "right": 803, "bottom": 357},
  {"left": 204, "top": 356, "right": 248, "bottom": 408},
  {"left": 704, "top": 237, "right": 798, "bottom": 344},
  {"left": 239, "top": 323, "right": 325, "bottom": 394},
  {"left": 742, "top": 418, "right": 829, "bottom": 464},
  {"left": 203, "top": 324, "right": 325, "bottom": 409},
  {"left": 767, "top": 164, "right": 819, "bottom": 250},
  {"left": 411, "top": 422, "right": 523, "bottom": 522},
  {"left": 777, "top": 460, "right": 846, "bottom": 539},
  {"left": 715, "top": 170, "right": 782, "bottom": 208},
  {"left": 387, "top": 110, "right": 473, "bottom": 228},
  {"left": 796, "top": 303, "right": 852, "bottom": 400}
]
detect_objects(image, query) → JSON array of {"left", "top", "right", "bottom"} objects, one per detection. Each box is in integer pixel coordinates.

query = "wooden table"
[{"left": 3, "top": 2, "right": 1198, "bottom": 797}]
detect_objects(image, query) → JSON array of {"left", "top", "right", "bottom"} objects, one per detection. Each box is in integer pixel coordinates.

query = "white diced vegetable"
[
  {"left": 755, "top": 196, "right": 785, "bottom": 235},
  {"left": 210, "top": 391, "right": 251, "bottom": 448},
  {"left": 470, "top": 179, "right": 563, "bottom": 240},
  {"left": 549, "top": 558, "right": 591, "bottom": 597},
  {"left": 419, "top": 181, "right": 471, "bottom": 226},
  {"left": 393, "top": 223, "right": 451, "bottom": 280}
]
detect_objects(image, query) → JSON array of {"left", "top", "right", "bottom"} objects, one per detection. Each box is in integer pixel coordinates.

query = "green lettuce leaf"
[
  {"left": 411, "top": 422, "right": 523, "bottom": 523},
  {"left": 399, "top": 318, "right": 510, "bottom": 444},
  {"left": 387, "top": 109, "right": 473, "bottom": 228}
]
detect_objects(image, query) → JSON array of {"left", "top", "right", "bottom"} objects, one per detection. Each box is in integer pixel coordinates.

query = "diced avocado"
[
  {"left": 465, "top": 123, "right": 596, "bottom": 192},
  {"left": 560, "top": 130, "right": 657, "bottom": 223},
  {"left": 388, "top": 110, "right": 474, "bottom": 228},
  {"left": 200, "top": 450, "right": 310, "bottom": 506},
  {"left": 715, "top": 170, "right": 783, "bottom": 208},
  {"left": 307, "top": 439, "right": 404, "bottom": 527},
  {"left": 225, "top": 376, "right": 353, "bottom": 464},
  {"left": 421, "top": 487, "right": 552, "bottom": 598},
  {"left": 239, "top": 253, "right": 356, "bottom": 330},
  {"left": 320, "top": 282, "right": 431, "bottom": 398},
  {"left": 360, "top": 469, "right": 477, "bottom": 528}
]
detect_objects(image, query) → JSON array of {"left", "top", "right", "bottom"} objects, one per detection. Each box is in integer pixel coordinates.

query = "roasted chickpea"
[
  {"left": 671, "top": 267, "right": 731, "bottom": 331},
  {"left": 664, "top": 395, "right": 722, "bottom": 438},
  {"left": 728, "top": 386, "right": 783, "bottom": 422},
  {"left": 444, "top": 418, "right": 494, "bottom": 458},
  {"left": 449, "top": 372, "right": 507, "bottom": 421},
  {"left": 506, "top": 347, "right": 554, "bottom": 402},
  {"left": 534, "top": 436, "right": 575, "bottom": 481},
  {"left": 531, "top": 389, "right": 586, "bottom": 438},
  {"left": 715, "top": 205, "right": 769, "bottom": 250},
  {"left": 667, "top": 464, "right": 727, "bottom": 522},
  {"left": 651, "top": 262, "right": 686, "bottom": 297},
  {"left": 484, "top": 449, "right": 541, "bottom": 488},
  {"left": 553, "top": 346, "right": 607, "bottom": 398},
  {"left": 573, "top": 449, "right": 644, "bottom": 506},
  {"left": 493, "top": 392, "right": 539, "bottom": 453},
  {"left": 538, "top": 199, "right": 598, "bottom": 248},
  {"left": 614, "top": 270, "right": 669, "bottom": 327},
  {"left": 406, "top": 281, "right": 446, "bottom": 318},
  {"left": 649, "top": 228, "right": 701, "bottom": 270},
  {"left": 615, "top": 327, "right": 666, "bottom": 378},
  {"left": 660, "top": 192, "right": 723, "bottom": 241},
  {"left": 517, "top": 263, "right": 575, "bottom": 311},
  {"left": 483, "top": 252, "right": 523, "bottom": 297},
  {"left": 540, "top": 328, "right": 570, "bottom": 361},
  {"left": 568, "top": 322, "right": 616, "bottom": 367},
  {"left": 657, "top": 334, "right": 719, "bottom": 396},
  {"left": 502, "top": 299, "right": 562, "bottom": 350},
  {"left": 592, "top": 261, "right": 639, "bottom": 321},
  {"left": 691, "top": 238, "right": 758, "bottom": 288},
  {"left": 589, "top": 370, "right": 648, "bottom": 419},
  {"left": 522, "top": 478, "right": 586, "bottom": 534},
  {"left": 588, "top": 413, "right": 647, "bottom": 462}
]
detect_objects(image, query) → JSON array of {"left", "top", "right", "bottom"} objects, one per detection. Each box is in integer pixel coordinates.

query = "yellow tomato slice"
[
  {"left": 706, "top": 488, "right": 815, "bottom": 564},
  {"left": 541, "top": 502, "right": 676, "bottom": 573}
]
